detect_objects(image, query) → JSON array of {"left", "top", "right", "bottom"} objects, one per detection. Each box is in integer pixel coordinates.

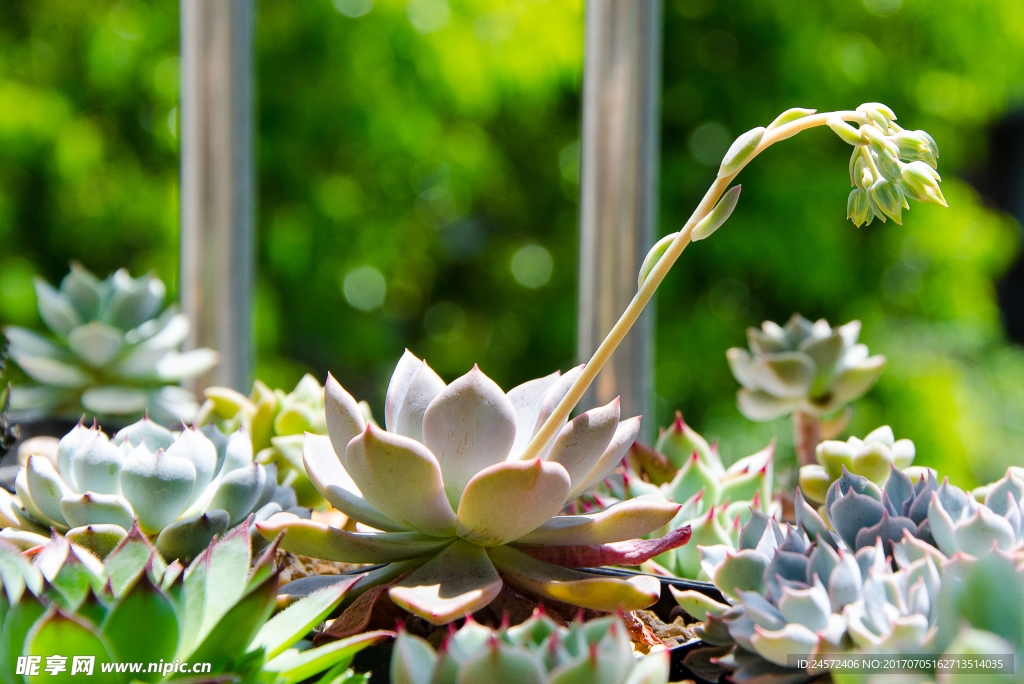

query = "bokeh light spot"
[
  {"left": 689, "top": 121, "right": 731, "bottom": 167},
  {"left": 511, "top": 244, "right": 553, "bottom": 289},
  {"left": 342, "top": 266, "right": 387, "bottom": 311}
]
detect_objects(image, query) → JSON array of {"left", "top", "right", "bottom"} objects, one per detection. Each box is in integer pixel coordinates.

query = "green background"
[{"left": 1, "top": 0, "right": 1023, "bottom": 487}]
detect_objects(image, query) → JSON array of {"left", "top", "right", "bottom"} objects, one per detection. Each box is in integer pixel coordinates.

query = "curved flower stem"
[{"left": 517, "top": 110, "right": 869, "bottom": 462}]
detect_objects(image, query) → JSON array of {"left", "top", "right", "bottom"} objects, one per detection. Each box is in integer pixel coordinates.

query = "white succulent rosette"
[
  {"left": 257, "top": 350, "right": 692, "bottom": 625},
  {"left": 727, "top": 315, "right": 885, "bottom": 421},
  {"left": 4, "top": 264, "right": 218, "bottom": 423},
  {"left": 0, "top": 416, "right": 294, "bottom": 560}
]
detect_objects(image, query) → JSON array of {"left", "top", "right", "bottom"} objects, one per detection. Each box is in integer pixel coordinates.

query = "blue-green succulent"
[
  {"left": 4, "top": 264, "right": 218, "bottom": 423},
  {"left": 0, "top": 416, "right": 295, "bottom": 560}
]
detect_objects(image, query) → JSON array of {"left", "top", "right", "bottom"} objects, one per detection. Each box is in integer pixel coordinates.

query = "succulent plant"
[
  {"left": 0, "top": 522, "right": 387, "bottom": 684},
  {"left": 257, "top": 351, "right": 691, "bottom": 625},
  {"left": 391, "top": 610, "right": 670, "bottom": 684},
  {"left": 799, "top": 426, "right": 933, "bottom": 505},
  {"left": 727, "top": 314, "right": 885, "bottom": 465},
  {"left": 0, "top": 339, "right": 18, "bottom": 459},
  {"left": 672, "top": 508, "right": 943, "bottom": 679},
  {"left": 597, "top": 413, "right": 778, "bottom": 580},
  {"left": 195, "top": 374, "right": 365, "bottom": 509},
  {"left": 728, "top": 315, "right": 884, "bottom": 424},
  {"left": 0, "top": 415, "right": 296, "bottom": 560},
  {"left": 3, "top": 263, "right": 218, "bottom": 424}
]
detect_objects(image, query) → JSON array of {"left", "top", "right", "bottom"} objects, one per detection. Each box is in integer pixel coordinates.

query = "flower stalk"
[{"left": 518, "top": 109, "right": 874, "bottom": 462}]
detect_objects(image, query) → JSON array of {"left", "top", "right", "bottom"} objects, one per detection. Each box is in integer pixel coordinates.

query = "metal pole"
[
  {"left": 180, "top": 0, "right": 255, "bottom": 394},
  {"left": 577, "top": 0, "right": 662, "bottom": 439}
]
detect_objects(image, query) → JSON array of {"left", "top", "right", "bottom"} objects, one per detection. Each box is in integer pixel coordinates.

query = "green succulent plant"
[
  {"left": 3, "top": 264, "right": 218, "bottom": 424},
  {"left": 727, "top": 316, "right": 885, "bottom": 424},
  {"left": 257, "top": 351, "right": 691, "bottom": 625},
  {"left": 0, "top": 415, "right": 296, "bottom": 561},
  {"left": 799, "top": 426, "right": 934, "bottom": 505},
  {"left": 390, "top": 610, "right": 670, "bottom": 684},
  {"left": 0, "top": 340, "right": 18, "bottom": 459},
  {"left": 194, "top": 375, "right": 370, "bottom": 509},
  {"left": 0, "top": 522, "right": 387, "bottom": 684},
  {"left": 595, "top": 413, "right": 777, "bottom": 580}
]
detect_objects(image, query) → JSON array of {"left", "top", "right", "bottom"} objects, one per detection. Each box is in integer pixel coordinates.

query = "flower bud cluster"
[{"left": 831, "top": 103, "right": 945, "bottom": 227}]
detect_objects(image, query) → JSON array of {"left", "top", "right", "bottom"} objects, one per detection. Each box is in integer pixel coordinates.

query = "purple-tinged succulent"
[{"left": 257, "top": 351, "right": 691, "bottom": 624}]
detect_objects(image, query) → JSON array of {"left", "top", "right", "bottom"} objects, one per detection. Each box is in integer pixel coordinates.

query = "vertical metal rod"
[
  {"left": 577, "top": 0, "right": 662, "bottom": 439},
  {"left": 180, "top": 0, "right": 255, "bottom": 394}
]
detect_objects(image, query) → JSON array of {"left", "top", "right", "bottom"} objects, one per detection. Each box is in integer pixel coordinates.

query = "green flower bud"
[
  {"left": 894, "top": 130, "right": 938, "bottom": 168},
  {"left": 847, "top": 188, "right": 873, "bottom": 227},
  {"left": 867, "top": 178, "right": 904, "bottom": 224},
  {"left": 856, "top": 102, "right": 897, "bottom": 131},
  {"left": 900, "top": 160, "right": 947, "bottom": 207},
  {"left": 638, "top": 233, "right": 678, "bottom": 289}
]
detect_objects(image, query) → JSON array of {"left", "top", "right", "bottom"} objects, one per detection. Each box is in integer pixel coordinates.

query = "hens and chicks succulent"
[
  {"left": 256, "top": 351, "right": 691, "bottom": 625},
  {"left": 0, "top": 415, "right": 295, "bottom": 560},
  {"left": 674, "top": 465, "right": 1024, "bottom": 682},
  {"left": 4, "top": 264, "right": 217, "bottom": 424}
]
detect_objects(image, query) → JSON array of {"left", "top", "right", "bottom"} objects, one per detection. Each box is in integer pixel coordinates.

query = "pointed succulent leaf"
[
  {"left": 385, "top": 350, "right": 423, "bottom": 432},
  {"left": 854, "top": 511, "right": 917, "bottom": 552},
  {"left": 828, "top": 489, "right": 886, "bottom": 550},
  {"left": 25, "top": 454, "right": 73, "bottom": 528},
  {"left": 186, "top": 573, "right": 278, "bottom": 669},
  {"left": 17, "top": 354, "right": 92, "bottom": 388},
  {"left": 325, "top": 373, "right": 367, "bottom": 463},
  {"left": 390, "top": 630, "right": 438, "bottom": 684},
  {"left": 736, "top": 389, "right": 798, "bottom": 421},
  {"left": 514, "top": 496, "right": 680, "bottom": 546},
  {"left": 118, "top": 445, "right": 196, "bottom": 534},
  {"left": 489, "top": 545, "right": 660, "bottom": 612},
  {"left": 389, "top": 540, "right": 503, "bottom": 625},
  {"left": 252, "top": 576, "right": 359, "bottom": 660},
  {"left": 34, "top": 278, "right": 83, "bottom": 336},
  {"left": 763, "top": 551, "right": 810, "bottom": 604},
  {"left": 26, "top": 609, "right": 115, "bottom": 678},
  {"left": 568, "top": 417, "right": 642, "bottom": 500},
  {"left": 167, "top": 427, "right": 218, "bottom": 506},
  {"left": 102, "top": 570, "right": 178, "bottom": 670},
  {"left": 65, "top": 525, "right": 127, "bottom": 561},
  {"left": 66, "top": 322, "right": 125, "bottom": 368},
  {"left": 749, "top": 622, "right": 819, "bottom": 667},
  {"left": 59, "top": 493, "right": 134, "bottom": 531},
  {"left": 153, "top": 511, "right": 229, "bottom": 563},
  {"left": 513, "top": 526, "right": 691, "bottom": 568},
  {"left": 670, "top": 587, "right": 731, "bottom": 621},
  {"left": 457, "top": 640, "right": 546, "bottom": 684},
  {"left": 264, "top": 631, "right": 392, "bottom": 684},
  {"left": 113, "top": 417, "right": 174, "bottom": 452},
  {"left": 456, "top": 459, "right": 570, "bottom": 546},
  {"left": 422, "top": 366, "right": 517, "bottom": 507},
  {"left": 546, "top": 399, "right": 619, "bottom": 489},
  {"left": 713, "top": 549, "right": 770, "bottom": 601},
  {"left": 302, "top": 433, "right": 407, "bottom": 532},
  {"left": 506, "top": 371, "right": 562, "bottom": 459},
  {"left": 394, "top": 361, "right": 447, "bottom": 443},
  {"left": 255, "top": 512, "right": 450, "bottom": 563},
  {"left": 204, "top": 463, "right": 265, "bottom": 526},
  {"left": 345, "top": 424, "right": 457, "bottom": 536}
]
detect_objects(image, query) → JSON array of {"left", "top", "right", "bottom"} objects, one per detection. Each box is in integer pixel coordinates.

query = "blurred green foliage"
[{"left": 1, "top": 0, "right": 1023, "bottom": 487}]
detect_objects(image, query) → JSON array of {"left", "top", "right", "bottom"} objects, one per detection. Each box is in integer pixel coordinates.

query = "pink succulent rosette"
[{"left": 258, "top": 350, "right": 691, "bottom": 624}]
